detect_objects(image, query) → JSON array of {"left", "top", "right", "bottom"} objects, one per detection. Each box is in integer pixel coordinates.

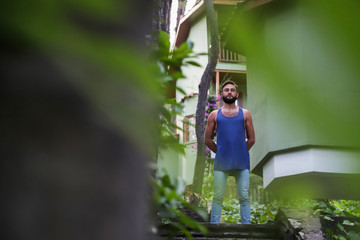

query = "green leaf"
[
  {"left": 260, "top": 214, "right": 268, "bottom": 223},
  {"left": 161, "top": 175, "right": 172, "bottom": 188},
  {"left": 170, "top": 71, "right": 186, "bottom": 79},
  {"left": 319, "top": 201, "right": 328, "bottom": 208},
  {"left": 185, "top": 61, "right": 202, "bottom": 67},
  {"left": 166, "top": 98, "right": 182, "bottom": 107},
  {"left": 347, "top": 231, "right": 360, "bottom": 240},
  {"left": 176, "top": 42, "right": 189, "bottom": 52},
  {"left": 324, "top": 216, "right": 334, "bottom": 221},
  {"left": 325, "top": 228, "right": 336, "bottom": 237},
  {"left": 342, "top": 220, "right": 355, "bottom": 226},
  {"left": 337, "top": 223, "right": 347, "bottom": 233},
  {"left": 171, "top": 222, "right": 193, "bottom": 240},
  {"left": 176, "top": 86, "right": 186, "bottom": 95},
  {"left": 157, "top": 31, "right": 170, "bottom": 51}
]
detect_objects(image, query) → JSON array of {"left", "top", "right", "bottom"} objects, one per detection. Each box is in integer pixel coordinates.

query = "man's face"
[{"left": 221, "top": 84, "right": 238, "bottom": 103}]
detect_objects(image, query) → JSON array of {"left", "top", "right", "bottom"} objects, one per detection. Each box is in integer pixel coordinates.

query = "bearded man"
[{"left": 205, "top": 80, "right": 255, "bottom": 224}]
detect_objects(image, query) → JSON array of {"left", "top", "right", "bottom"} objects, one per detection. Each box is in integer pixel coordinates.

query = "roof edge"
[
  {"left": 174, "top": 0, "right": 205, "bottom": 48},
  {"left": 251, "top": 144, "right": 359, "bottom": 176}
]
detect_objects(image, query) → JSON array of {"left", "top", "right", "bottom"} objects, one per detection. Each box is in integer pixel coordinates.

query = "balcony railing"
[{"left": 218, "top": 40, "right": 246, "bottom": 63}]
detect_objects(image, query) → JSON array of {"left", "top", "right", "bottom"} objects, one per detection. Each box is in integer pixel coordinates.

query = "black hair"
[{"left": 221, "top": 80, "right": 238, "bottom": 91}]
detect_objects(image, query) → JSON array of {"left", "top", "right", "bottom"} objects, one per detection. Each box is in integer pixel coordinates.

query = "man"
[{"left": 205, "top": 80, "right": 255, "bottom": 224}]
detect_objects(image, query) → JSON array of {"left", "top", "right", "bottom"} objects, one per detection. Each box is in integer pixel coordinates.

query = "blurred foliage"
[
  {"left": 221, "top": 199, "right": 241, "bottom": 223},
  {"left": 314, "top": 200, "right": 360, "bottom": 218},
  {"left": 220, "top": 199, "right": 278, "bottom": 224},
  {"left": 314, "top": 200, "right": 360, "bottom": 240},
  {"left": 229, "top": 0, "right": 360, "bottom": 148},
  {"left": 205, "top": 95, "right": 218, "bottom": 125},
  {"left": 151, "top": 31, "right": 203, "bottom": 155},
  {"left": 152, "top": 174, "right": 208, "bottom": 240},
  {"left": 250, "top": 201, "right": 278, "bottom": 224},
  {"left": 0, "top": 0, "right": 163, "bottom": 154},
  {"left": 150, "top": 31, "right": 208, "bottom": 239},
  {"left": 217, "top": 198, "right": 360, "bottom": 225},
  {"left": 325, "top": 222, "right": 360, "bottom": 240}
]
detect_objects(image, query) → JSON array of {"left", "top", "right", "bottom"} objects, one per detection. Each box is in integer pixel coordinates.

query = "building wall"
[
  {"left": 157, "top": 95, "right": 199, "bottom": 185},
  {"left": 247, "top": 2, "right": 360, "bottom": 177},
  {"left": 179, "top": 96, "right": 198, "bottom": 185},
  {"left": 157, "top": 148, "right": 180, "bottom": 181},
  {"left": 177, "top": 16, "right": 209, "bottom": 103}
]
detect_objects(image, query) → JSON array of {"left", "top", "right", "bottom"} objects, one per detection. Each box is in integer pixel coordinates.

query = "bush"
[
  {"left": 251, "top": 201, "right": 278, "bottom": 224},
  {"left": 221, "top": 199, "right": 241, "bottom": 223},
  {"left": 313, "top": 200, "right": 360, "bottom": 240},
  {"left": 219, "top": 199, "right": 278, "bottom": 224},
  {"left": 152, "top": 174, "right": 208, "bottom": 239}
]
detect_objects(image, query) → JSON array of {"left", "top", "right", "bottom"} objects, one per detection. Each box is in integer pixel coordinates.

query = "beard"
[{"left": 222, "top": 95, "right": 237, "bottom": 104}]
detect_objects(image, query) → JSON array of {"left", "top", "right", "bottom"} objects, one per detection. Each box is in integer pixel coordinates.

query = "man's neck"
[{"left": 222, "top": 103, "right": 237, "bottom": 110}]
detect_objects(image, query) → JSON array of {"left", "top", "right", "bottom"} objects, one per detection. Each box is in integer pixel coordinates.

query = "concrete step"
[{"left": 157, "top": 223, "right": 282, "bottom": 239}]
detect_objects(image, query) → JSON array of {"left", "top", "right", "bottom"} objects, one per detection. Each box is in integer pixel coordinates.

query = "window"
[{"left": 183, "top": 114, "right": 196, "bottom": 143}]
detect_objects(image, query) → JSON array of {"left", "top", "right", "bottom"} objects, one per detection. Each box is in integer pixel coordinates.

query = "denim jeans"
[{"left": 210, "top": 169, "right": 251, "bottom": 224}]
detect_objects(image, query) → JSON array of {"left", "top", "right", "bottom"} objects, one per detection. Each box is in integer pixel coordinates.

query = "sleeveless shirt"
[{"left": 214, "top": 108, "right": 250, "bottom": 171}]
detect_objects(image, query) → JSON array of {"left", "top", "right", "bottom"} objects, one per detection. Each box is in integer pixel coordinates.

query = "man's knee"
[
  {"left": 238, "top": 190, "right": 249, "bottom": 203},
  {"left": 213, "top": 191, "right": 225, "bottom": 203}
]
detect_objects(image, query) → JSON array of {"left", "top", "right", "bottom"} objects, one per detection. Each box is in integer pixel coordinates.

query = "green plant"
[
  {"left": 314, "top": 200, "right": 360, "bottom": 240},
  {"left": 152, "top": 174, "right": 208, "bottom": 239},
  {"left": 198, "top": 173, "right": 214, "bottom": 210},
  {"left": 313, "top": 200, "right": 360, "bottom": 218},
  {"left": 325, "top": 220, "right": 360, "bottom": 240},
  {"left": 151, "top": 31, "right": 207, "bottom": 239},
  {"left": 217, "top": 199, "right": 278, "bottom": 224},
  {"left": 152, "top": 31, "right": 203, "bottom": 155},
  {"left": 221, "top": 199, "right": 241, "bottom": 223},
  {"left": 251, "top": 201, "right": 278, "bottom": 224}
]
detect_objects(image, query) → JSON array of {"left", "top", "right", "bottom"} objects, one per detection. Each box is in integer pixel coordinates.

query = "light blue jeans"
[{"left": 210, "top": 169, "right": 251, "bottom": 224}]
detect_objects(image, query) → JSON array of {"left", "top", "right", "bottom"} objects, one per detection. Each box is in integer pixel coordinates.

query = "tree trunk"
[
  {"left": 175, "top": 0, "right": 187, "bottom": 33},
  {"left": 191, "top": 0, "right": 219, "bottom": 205},
  {"left": 0, "top": 1, "right": 157, "bottom": 239},
  {"left": 152, "top": 0, "right": 173, "bottom": 34}
]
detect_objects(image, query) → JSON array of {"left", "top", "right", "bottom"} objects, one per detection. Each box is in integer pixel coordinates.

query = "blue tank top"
[{"left": 214, "top": 108, "right": 250, "bottom": 171}]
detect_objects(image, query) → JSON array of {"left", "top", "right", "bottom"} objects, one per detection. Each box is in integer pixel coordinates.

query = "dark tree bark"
[
  {"left": 191, "top": 0, "right": 219, "bottom": 204},
  {"left": 175, "top": 0, "right": 187, "bottom": 33},
  {"left": 0, "top": 1, "right": 156, "bottom": 240},
  {"left": 152, "top": 0, "right": 173, "bottom": 34}
]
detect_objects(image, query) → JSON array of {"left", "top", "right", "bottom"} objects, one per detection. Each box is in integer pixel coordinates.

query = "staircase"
[{"left": 157, "top": 223, "right": 283, "bottom": 240}]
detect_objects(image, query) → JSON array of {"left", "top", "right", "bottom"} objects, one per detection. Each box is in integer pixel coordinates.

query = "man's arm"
[
  {"left": 204, "top": 111, "right": 217, "bottom": 153},
  {"left": 244, "top": 109, "right": 255, "bottom": 150}
]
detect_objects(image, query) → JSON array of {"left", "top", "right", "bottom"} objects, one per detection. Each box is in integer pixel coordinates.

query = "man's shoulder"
[
  {"left": 241, "top": 108, "right": 252, "bottom": 120},
  {"left": 240, "top": 107, "right": 250, "bottom": 114},
  {"left": 212, "top": 109, "right": 219, "bottom": 114},
  {"left": 208, "top": 109, "right": 219, "bottom": 120}
]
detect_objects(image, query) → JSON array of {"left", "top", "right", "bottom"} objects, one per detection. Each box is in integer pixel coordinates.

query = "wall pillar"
[{"left": 216, "top": 70, "right": 220, "bottom": 108}]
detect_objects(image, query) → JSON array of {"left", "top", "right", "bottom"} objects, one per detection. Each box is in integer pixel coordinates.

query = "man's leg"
[
  {"left": 210, "top": 170, "right": 228, "bottom": 223},
  {"left": 234, "top": 169, "right": 251, "bottom": 224}
]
